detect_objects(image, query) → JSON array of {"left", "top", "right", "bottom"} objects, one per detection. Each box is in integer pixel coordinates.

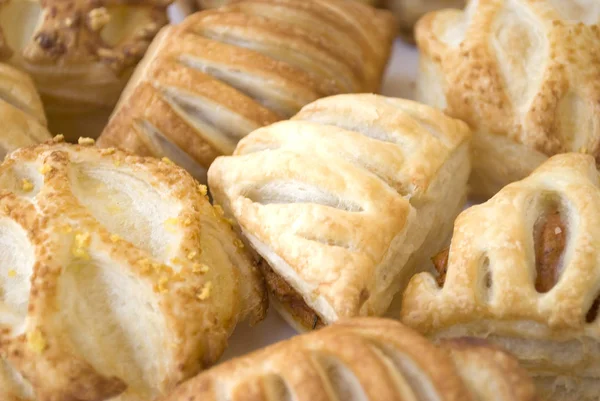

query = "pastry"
[
  {"left": 415, "top": 0, "right": 600, "bottom": 199},
  {"left": 96, "top": 0, "right": 395, "bottom": 182},
  {"left": 181, "top": 0, "right": 378, "bottom": 11},
  {"left": 162, "top": 318, "right": 537, "bottom": 401},
  {"left": 0, "top": 0, "right": 172, "bottom": 141},
  {"left": 0, "top": 137, "right": 266, "bottom": 401},
  {"left": 0, "top": 63, "right": 51, "bottom": 158},
  {"left": 208, "top": 94, "right": 471, "bottom": 331},
  {"left": 401, "top": 153, "right": 600, "bottom": 401},
  {"left": 385, "top": 0, "right": 465, "bottom": 41}
]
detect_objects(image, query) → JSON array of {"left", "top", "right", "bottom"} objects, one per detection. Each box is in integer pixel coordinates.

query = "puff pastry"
[
  {"left": 415, "top": 0, "right": 600, "bottom": 199},
  {"left": 163, "top": 318, "right": 537, "bottom": 401},
  {"left": 97, "top": 0, "right": 395, "bottom": 182},
  {"left": 208, "top": 94, "right": 471, "bottom": 331},
  {"left": 0, "top": 0, "right": 171, "bottom": 140},
  {"left": 401, "top": 153, "right": 600, "bottom": 401},
  {"left": 0, "top": 62, "right": 51, "bottom": 158},
  {"left": 0, "top": 137, "right": 266, "bottom": 401},
  {"left": 385, "top": 0, "right": 465, "bottom": 41}
]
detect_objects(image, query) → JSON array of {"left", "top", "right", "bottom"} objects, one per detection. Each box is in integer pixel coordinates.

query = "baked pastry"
[
  {"left": 0, "top": 0, "right": 172, "bottom": 141},
  {"left": 415, "top": 0, "right": 600, "bottom": 199},
  {"left": 162, "top": 318, "right": 537, "bottom": 401},
  {"left": 400, "top": 153, "right": 600, "bottom": 401},
  {"left": 385, "top": 0, "right": 465, "bottom": 41},
  {"left": 208, "top": 94, "right": 471, "bottom": 331},
  {"left": 0, "top": 137, "right": 266, "bottom": 401},
  {"left": 180, "top": 0, "right": 378, "bottom": 12},
  {"left": 96, "top": 0, "right": 395, "bottom": 182},
  {"left": 0, "top": 63, "right": 51, "bottom": 158}
]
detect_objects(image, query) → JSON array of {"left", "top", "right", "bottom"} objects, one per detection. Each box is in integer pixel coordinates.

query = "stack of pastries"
[{"left": 0, "top": 0, "right": 597, "bottom": 400}]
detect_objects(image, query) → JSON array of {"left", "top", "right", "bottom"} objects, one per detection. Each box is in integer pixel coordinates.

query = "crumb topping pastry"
[{"left": 0, "top": 137, "right": 265, "bottom": 401}]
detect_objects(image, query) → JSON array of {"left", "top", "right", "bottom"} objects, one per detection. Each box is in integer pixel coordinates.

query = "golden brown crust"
[
  {"left": 97, "top": 0, "right": 395, "bottom": 181},
  {"left": 0, "top": 137, "right": 266, "bottom": 401},
  {"left": 162, "top": 318, "right": 536, "bottom": 401},
  {"left": 401, "top": 153, "right": 600, "bottom": 400},
  {"left": 209, "top": 94, "right": 471, "bottom": 328},
  {"left": 415, "top": 0, "right": 600, "bottom": 198}
]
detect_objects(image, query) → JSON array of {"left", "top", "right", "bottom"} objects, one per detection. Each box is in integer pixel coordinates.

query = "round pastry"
[
  {"left": 401, "top": 153, "right": 600, "bottom": 401},
  {"left": 0, "top": 137, "right": 266, "bottom": 401},
  {"left": 0, "top": 63, "right": 51, "bottom": 158},
  {"left": 163, "top": 318, "right": 537, "bottom": 401},
  {"left": 96, "top": 0, "right": 396, "bottom": 182},
  {"left": 0, "top": 0, "right": 172, "bottom": 141},
  {"left": 385, "top": 0, "right": 465, "bottom": 41},
  {"left": 415, "top": 0, "right": 600, "bottom": 199},
  {"left": 181, "top": 0, "right": 379, "bottom": 11}
]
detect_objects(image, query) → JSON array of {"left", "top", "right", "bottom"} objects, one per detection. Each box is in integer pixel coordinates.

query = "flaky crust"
[
  {"left": 0, "top": 63, "right": 51, "bottom": 158},
  {"left": 401, "top": 153, "right": 600, "bottom": 401},
  {"left": 415, "top": 0, "right": 600, "bottom": 198},
  {"left": 0, "top": 0, "right": 171, "bottom": 139},
  {"left": 0, "top": 137, "right": 265, "bottom": 401},
  {"left": 162, "top": 318, "right": 536, "bottom": 401},
  {"left": 97, "top": 0, "right": 395, "bottom": 182},
  {"left": 208, "top": 94, "right": 471, "bottom": 329}
]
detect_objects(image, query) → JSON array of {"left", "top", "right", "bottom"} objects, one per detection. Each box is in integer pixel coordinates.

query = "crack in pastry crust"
[
  {"left": 0, "top": 137, "right": 266, "bottom": 401},
  {"left": 415, "top": 0, "right": 600, "bottom": 198},
  {"left": 209, "top": 94, "right": 471, "bottom": 329},
  {"left": 401, "top": 153, "right": 600, "bottom": 401},
  {"left": 97, "top": 0, "right": 396, "bottom": 182},
  {"left": 161, "top": 318, "right": 537, "bottom": 401}
]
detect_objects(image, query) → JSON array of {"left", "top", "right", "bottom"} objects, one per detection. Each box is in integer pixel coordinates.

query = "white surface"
[
  {"left": 220, "top": 40, "right": 421, "bottom": 361},
  {"left": 167, "top": 2, "right": 421, "bottom": 362}
]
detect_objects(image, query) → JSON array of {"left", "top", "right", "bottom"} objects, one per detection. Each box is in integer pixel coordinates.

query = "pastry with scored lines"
[
  {"left": 0, "top": 136, "right": 265, "bottom": 401},
  {"left": 401, "top": 153, "right": 600, "bottom": 401},
  {"left": 208, "top": 94, "right": 471, "bottom": 331}
]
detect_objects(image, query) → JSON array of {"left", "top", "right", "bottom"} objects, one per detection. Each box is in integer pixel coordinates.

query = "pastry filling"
[{"left": 258, "top": 259, "right": 325, "bottom": 330}]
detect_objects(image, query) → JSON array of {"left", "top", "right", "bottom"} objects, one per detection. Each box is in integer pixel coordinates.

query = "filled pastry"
[
  {"left": 415, "top": 0, "right": 600, "bottom": 198},
  {"left": 385, "top": 0, "right": 465, "bottom": 41},
  {"left": 163, "top": 318, "right": 537, "bottom": 401},
  {"left": 0, "top": 63, "right": 51, "bottom": 158},
  {"left": 97, "top": 0, "right": 395, "bottom": 182},
  {"left": 0, "top": 0, "right": 172, "bottom": 140},
  {"left": 0, "top": 137, "right": 266, "bottom": 401},
  {"left": 401, "top": 153, "right": 600, "bottom": 401},
  {"left": 208, "top": 94, "right": 471, "bottom": 331}
]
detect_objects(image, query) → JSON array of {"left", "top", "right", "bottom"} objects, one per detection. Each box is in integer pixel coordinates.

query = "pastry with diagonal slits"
[
  {"left": 208, "top": 94, "right": 471, "bottom": 331},
  {"left": 0, "top": 137, "right": 266, "bottom": 401},
  {"left": 0, "top": 0, "right": 172, "bottom": 140},
  {"left": 401, "top": 153, "right": 600, "bottom": 401},
  {"left": 97, "top": 0, "right": 396, "bottom": 183},
  {"left": 415, "top": 0, "right": 600, "bottom": 198},
  {"left": 0, "top": 62, "right": 50, "bottom": 158},
  {"left": 163, "top": 318, "right": 537, "bottom": 401}
]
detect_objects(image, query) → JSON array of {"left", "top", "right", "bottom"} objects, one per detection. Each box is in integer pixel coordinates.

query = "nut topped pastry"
[
  {"left": 0, "top": 137, "right": 265, "bottom": 401},
  {"left": 209, "top": 94, "right": 471, "bottom": 331},
  {"left": 0, "top": 0, "right": 172, "bottom": 140},
  {"left": 96, "top": 0, "right": 396, "bottom": 182},
  {"left": 0, "top": 62, "right": 51, "bottom": 158},
  {"left": 401, "top": 153, "right": 600, "bottom": 401},
  {"left": 163, "top": 318, "right": 537, "bottom": 401},
  {"left": 415, "top": 0, "right": 600, "bottom": 198}
]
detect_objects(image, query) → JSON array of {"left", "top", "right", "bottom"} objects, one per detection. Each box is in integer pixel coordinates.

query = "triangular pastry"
[
  {"left": 401, "top": 153, "right": 600, "bottom": 401},
  {"left": 415, "top": 0, "right": 600, "bottom": 198},
  {"left": 0, "top": 63, "right": 50, "bottom": 158},
  {"left": 163, "top": 318, "right": 537, "bottom": 401},
  {"left": 208, "top": 94, "right": 471, "bottom": 331},
  {"left": 0, "top": 0, "right": 172, "bottom": 140},
  {"left": 0, "top": 137, "right": 266, "bottom": 401},
  {"left": 97, "top": 0, "right": 396, "bottom": 182}
]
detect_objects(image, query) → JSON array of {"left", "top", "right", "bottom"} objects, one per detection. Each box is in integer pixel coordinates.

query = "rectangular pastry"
[
  {"left": 208, "top": 94, "right": 471, "bottom": 330},
  {"left": 97, "top": 0, "right": 396, "bottom": 182}
]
